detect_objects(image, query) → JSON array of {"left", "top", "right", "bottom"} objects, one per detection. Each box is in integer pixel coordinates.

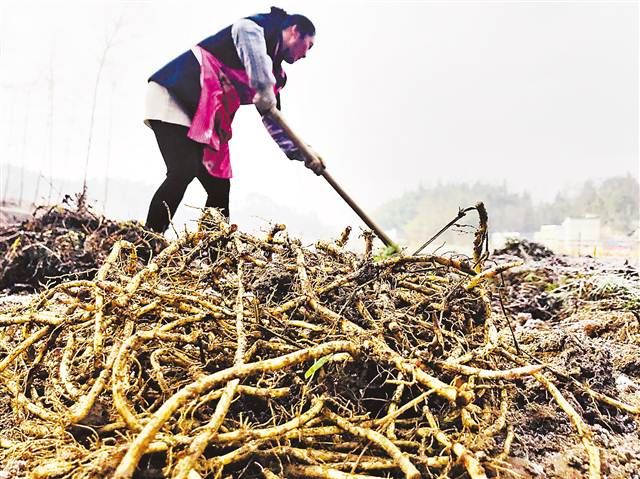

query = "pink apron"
[{"left": 187, "top": 46, "right": 281, "bottom": 179}]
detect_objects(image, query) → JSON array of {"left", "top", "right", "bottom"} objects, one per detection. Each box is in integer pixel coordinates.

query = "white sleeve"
[{"left": 231, "top": 18, "right": 276, "bottom": 92}]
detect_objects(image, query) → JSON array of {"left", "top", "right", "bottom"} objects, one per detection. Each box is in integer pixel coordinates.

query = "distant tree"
[
  {"left": 34, "top": 44, "right": 56, "bottom": 205},
  {"left": 18, "top": 90, "right": 32, "bottom": 205},
  {"left": 576, "top": 180, "right": 602, "bottom": 216},
  {"left": 375, "top": 175, "right": 640, "bottom": 250},
  {"left": 598, "top": 175, "right": 639, "bottom": 233},
  {"left": 376, "top": 186, "right": 425, "bottom": 230},
  {"left": 103, "top": 80, "right": 116, "bottom": 214},
  {"left": 541, "top": 193, "right": 571, "bottom": 225},
  {"left": 82, "top": 14, "right": 123, "bottom": 191}
]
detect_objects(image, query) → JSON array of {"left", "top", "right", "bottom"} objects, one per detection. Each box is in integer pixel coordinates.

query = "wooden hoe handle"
[{"left": 265, "top": 108, "right": 399, "bottom": 250}]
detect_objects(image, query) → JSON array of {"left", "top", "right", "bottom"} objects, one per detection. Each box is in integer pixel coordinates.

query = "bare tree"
[
  {"left": 18, "top": 89, "right": 33, "bottom": 206},
  {"left": 1, "top": 88, "right": 16, "bottom": 204},
  {"left": 82, "top": 14, "right": 123, "bottom": 192},
  {"left": 31, "top": 51, "right": 55, "bottom": 207},
  {"left": 43, "top": 41, "right": 56, "bottom": 205},
  {"left": 103, "top": 80, "right": 116, "bottom": 214}
]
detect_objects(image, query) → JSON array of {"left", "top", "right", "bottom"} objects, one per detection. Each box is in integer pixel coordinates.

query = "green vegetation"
[
  {"left": 304, "top": 354, "right": 333, "bottom": 380},
  {"left": 373, "top": 244, "right": 402, "bottom": 261},
  {"left": 376, "top": 175, "right": 639, "bottom": 248}
]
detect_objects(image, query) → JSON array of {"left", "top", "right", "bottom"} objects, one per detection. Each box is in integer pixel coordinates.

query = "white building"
[{"left": 534, "top": 215, "right": 601, "bottom": 256}]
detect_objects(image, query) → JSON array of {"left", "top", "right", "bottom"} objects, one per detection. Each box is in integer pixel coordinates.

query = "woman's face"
[{"left": 283, "top": 26, "right": 314, "bottom": 64}]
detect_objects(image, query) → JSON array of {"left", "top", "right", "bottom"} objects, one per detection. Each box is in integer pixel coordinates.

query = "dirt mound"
[
  {"left": 493, "top": 252, "right": 640, "bottom": 478},
  {"left": 494, "top": 238, "right": 556, "bottom": 261},
  {"left": 0, "top": 194, "right": 167, "bottom": 292}
]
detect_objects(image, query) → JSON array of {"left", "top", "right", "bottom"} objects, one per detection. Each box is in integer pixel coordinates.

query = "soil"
[{"left": 492, "top": 243, "right": 640, "bottom": 478}]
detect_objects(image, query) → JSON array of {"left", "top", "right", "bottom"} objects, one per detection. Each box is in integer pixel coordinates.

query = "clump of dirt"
[{"left": 494, "top": 238, "right": 557, "bottom": 261}]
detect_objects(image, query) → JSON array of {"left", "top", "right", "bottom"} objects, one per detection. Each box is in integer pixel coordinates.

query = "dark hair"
[{"left": 282, "top": 14, "right": 315, "bottom": 37}]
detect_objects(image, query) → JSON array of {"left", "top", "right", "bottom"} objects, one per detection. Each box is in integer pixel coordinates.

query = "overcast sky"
[{"left": 0, "top": 0, "right": 638, "bottom": 235}]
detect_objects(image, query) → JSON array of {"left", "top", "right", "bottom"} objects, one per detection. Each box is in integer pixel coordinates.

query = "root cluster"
[{"left": 0, "top": 207, "right": 636, "bottom": 479}]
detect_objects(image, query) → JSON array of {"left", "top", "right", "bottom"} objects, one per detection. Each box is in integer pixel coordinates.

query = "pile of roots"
[
  {"left": 0, "top": 194, "right": 167, "bottom": 292},
  {"left": 0, "top": 206, "right": 637, "bottom": 479}
]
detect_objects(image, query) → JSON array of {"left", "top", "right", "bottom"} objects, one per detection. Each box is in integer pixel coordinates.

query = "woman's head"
[{"left": 281, "top": 14, "right": 315, "bottom": 64}]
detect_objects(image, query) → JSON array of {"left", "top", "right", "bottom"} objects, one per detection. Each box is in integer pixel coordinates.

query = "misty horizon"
[
  {"left": 1, "top": 164, "right": 636, "bottom": 238},
  {"left": 1, "top": 1, "right": 638, "bottom": 237}
]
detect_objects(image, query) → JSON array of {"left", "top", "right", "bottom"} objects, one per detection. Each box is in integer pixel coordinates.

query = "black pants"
[{"left": 145, "top": 120, "right": 230, "bottom": 233}]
